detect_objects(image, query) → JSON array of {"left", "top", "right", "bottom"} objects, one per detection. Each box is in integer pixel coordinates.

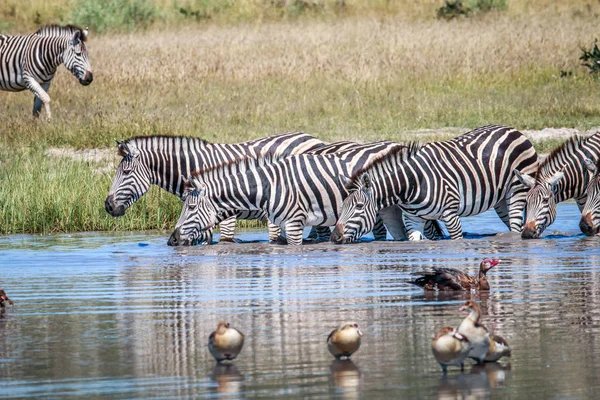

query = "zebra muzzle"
[
  {"left": 79, "top": 71, "right": 93, "bottom": 86},
  {"left": 330, "top": 224, "right": 345, "bottom": 244},
  {"left": 579, "top": 213, "right": 599, "bottom": 236}
]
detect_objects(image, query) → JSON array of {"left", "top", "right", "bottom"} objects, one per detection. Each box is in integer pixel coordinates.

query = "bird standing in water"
[
  {"left": 208, "top": 322, "right": 245, "bottom": 363},
  {"left": 327, "top": 322, "right": 363, "bottom": 359},
  {"left": 0, "top": 290, "right": 13, "bottom": 308},
  {"left": 485, "top": 335, "right": 512, "bottom": 362},
  {"left": 431, "top": 326, "right": 471, "bottom": 374},
  {"left": 458, "top": 301, "right": 491, "bottom": 364}
]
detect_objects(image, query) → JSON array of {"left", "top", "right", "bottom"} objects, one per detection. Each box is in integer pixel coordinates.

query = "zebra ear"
[
  {"left": 547, "top": 170, "right": 564, "bottom": 187},
  {"left": 514, "top": 169, "right": 536, "bottom": 189},
  {"left": 360, "top": 173, "right": 372, "bottom": 190},
  {"left": 71, "top": 30, "right": 82, "bottom": 45},
  {"left": 584, "top": 158, "right": 597, "bottom": 173},
  {"left": 82, "top": 27, "right": 89, "bottom": 41},
  {"left": 191, "top": 179, "right": 208, "bottom": 196},
  {"left": 116, "top": 141, "right": 130, "bottom": 157}
]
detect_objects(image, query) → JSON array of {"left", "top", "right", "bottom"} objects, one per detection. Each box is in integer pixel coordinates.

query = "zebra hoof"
[{"left": 270, "top": 236, "right": 288, "bottom": 245}]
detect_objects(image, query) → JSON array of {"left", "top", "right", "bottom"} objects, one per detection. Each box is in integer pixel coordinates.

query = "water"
[{"left": 1, "top": 202, "right": 599, "bottom": 399}]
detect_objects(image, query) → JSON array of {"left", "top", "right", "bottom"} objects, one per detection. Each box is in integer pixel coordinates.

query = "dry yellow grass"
[{"left": 1, "top": 7, "right": 599, "bottom": 233}]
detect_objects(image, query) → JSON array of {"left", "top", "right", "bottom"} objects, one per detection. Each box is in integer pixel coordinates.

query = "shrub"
[
  {"left": 70, "top": 0, "right": 158, "bottom": 33},
  {"left": 437, "top": 0, "right": 506, "bottom": 20},
  {"left": 580, "top": 39, "right": 600, "bottom": 76}
]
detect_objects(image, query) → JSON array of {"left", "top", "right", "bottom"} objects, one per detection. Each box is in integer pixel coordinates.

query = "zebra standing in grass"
[
  {"left": 330, "top": 125, "right": 538, "bottom": 243},
  {"left": 0, "top": 25, "right": 93, "bottom": 118},
  {"left": 514, "top": 132, "right": 600, "bottom": 239},
  {"left": 105, "top": 132, "right": 326, "bottom": 243},
  {"left": 580, "top": 158, "right": 600, "bottom": 236}
]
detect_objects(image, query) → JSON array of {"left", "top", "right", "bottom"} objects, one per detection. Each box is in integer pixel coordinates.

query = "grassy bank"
[{"left": 1, "top": 6, "right": 599, "bottom": 234}]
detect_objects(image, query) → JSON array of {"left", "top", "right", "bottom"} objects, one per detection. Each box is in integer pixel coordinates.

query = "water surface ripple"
[{"left": 1, "top": 202, "right": 599, "bottom": 399}]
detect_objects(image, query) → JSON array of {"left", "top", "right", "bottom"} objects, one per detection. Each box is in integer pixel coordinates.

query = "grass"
[{"left": 1, "top": 4, "right": 600, "bottom": 234}]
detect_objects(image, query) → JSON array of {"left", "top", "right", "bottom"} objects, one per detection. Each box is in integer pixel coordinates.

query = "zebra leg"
[
  {"left": 423, "top": 220, "right": 445, "bottom": 240},
  {"left": 285, "top": 220, "right": 305, "bottom": 246},
  {"left": 268, "top": 220, "right": 287, "bottom": 244},
  {"left": 25, "top": 77, "right": 51, "bottom": 119},
  {"left": 403, "top": 214, "right": 426, "bottom": 241},
  {"left": 372, "top": 216, "right": 388, "bottom": 241},
  {"left": 493, "top": 199, "right": 511, "bottom": 230},
  {"left": 441, "top": 214, "right": 463, "bottom": 240},
  {"left": 32, "top": 81, "right": 52, "bottom": 118},
  {"left": 218, "top": 216, "right": 237, "bottom": 243}
]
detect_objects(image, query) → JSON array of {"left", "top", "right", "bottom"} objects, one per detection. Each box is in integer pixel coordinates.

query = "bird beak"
[
  {"left": 490, "top": 259, "right": 500, "bottom": 267},
  {"left": 357, "top": 328, "right": 363, "bottom": 336},
  {"left": 458, "top": 306, "right": 466, "bottom": 312}
]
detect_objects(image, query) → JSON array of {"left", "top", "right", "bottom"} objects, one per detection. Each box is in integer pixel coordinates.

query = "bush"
[
  {"left": 580, "top": 39, "right": 600, "bottom": 76},
  {"left": 437, "top": 0, "right": 506, "bottom": 20},
  {"left": 70, "top": 0, "right": 158, "bottom": 33}
]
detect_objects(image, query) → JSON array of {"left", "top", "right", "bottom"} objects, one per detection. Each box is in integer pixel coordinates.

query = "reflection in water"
[
  {"left": 1, "top": 203, "right": 600, "bottom": 398},
  {"left": 210, "top": 363, "right": 244, "bottom": 395}
]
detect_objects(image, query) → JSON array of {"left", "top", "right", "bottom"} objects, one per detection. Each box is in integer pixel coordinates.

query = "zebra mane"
[
  {"left": 535, "top": 136, "right": 586, "bottom": 181},
  {"left": 35, "top": 25, "right": 87, "bottom": 41},
  {"left": 189, "top": 151, "right": 280, "bottom": 188},
  {"left": 123, "top": 135, "right": 209, "bottom": 146},
  {"left": 345, "top": 142, "right": 423, "bottom": 189}
]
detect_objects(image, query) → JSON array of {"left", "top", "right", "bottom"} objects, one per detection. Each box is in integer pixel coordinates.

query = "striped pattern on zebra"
[
  {"left": 580, "top": 157, "right": 600, "bottom": 236},
  {"left": 105, "top": 132, "right": 325, "bottom": 243},
  {"left": 170, "top": 142, "right": 412, "bottom": 246},
  {"left": 514, "top": 132, "right": 600, "bottom": 239},
  {"left": 170, "top": 141, "right": 408, "bottom": 245},
  {"left": 330, "top": 125, "right": 538, "bottom": 243},
  {"left": 0, "top": 25, "right": 93, "bottom": 118}
]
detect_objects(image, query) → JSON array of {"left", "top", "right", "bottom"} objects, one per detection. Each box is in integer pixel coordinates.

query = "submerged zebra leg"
[
  {"left": 32, "top": 81, "right": 52, "bottom": 118},
  {"left": 372, "top": 216, "right": 387, "bottom": 241},
  {"left": 268, "top": 221, "right": 286, "bottom": 244},
  {"left": 493, "top": 199, "right": 511, "bottom": 230},
  {"left": 313, "top": 226, "right": 332, "bottom": 242},
  {"left": 25, "top": 77, "right": 51, "bottom": 119},
  {"left": 441, "top": 214, "right": 463, "bottom": 240},
  {"left": 284, "top": 220, "right": 305, "bottom": 246},
  {"left": 218, "top": 216, "right": 237, "bottom": 242}
]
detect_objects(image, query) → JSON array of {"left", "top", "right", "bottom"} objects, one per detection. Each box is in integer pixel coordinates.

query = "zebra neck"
[
  {"left": 39, "top": 36, "right": 70, "bottom": 76},
  {"left": 553, "top": 134, "right": 600, "bottom": 202},
  {"left": 131, "top": 136, "right": 252, "bottom": 197},
  {"left": 371, "top": 162, "right": 413, "bottom": 209}
]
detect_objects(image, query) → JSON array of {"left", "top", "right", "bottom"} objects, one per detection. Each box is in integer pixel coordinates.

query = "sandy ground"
[{"left": 45, "top": 127, "right": 600, "bottom": 171}]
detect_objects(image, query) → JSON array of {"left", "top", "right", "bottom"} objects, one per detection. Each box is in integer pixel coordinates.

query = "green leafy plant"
[
  {"left": 580, "top": 39, "right": 600, "bottom": 76},
  {"left": 437, "top": 1, "right": 471, "bottom": 20},
  {"left": 70, "top": 0, "right": 158, "bottom": 33}
]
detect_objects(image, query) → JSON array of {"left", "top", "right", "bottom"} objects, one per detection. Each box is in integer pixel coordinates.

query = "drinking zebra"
[
  {"left": 330, "top": 125, "right": 538, "bottom": 243},
  {"left": 514, "top": 132, "right": 600, "bottom": 239},
  {"left": 169, "top": 142, "right": 419, "bottom": 246},
  {"left": 580, "top": 158, "right": 600, "bottom": 236},
  {"left": 0, "top": 25, "right": 93, "bottom": 118},
  {"left": 105, "top": 132, "right": 325, "bottom": 243}
]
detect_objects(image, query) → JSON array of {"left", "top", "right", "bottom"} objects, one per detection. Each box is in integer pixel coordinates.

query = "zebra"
[
  {"left": 0, "top": 25, "right": 93, "bottom": 118},
  {"left": 330, "top": 125, "right": 538, "bottom": 243},
  {"left": 169, "top": 142, "right": 420, "bottom": 246},
  {"left": 514, "top": 132, "right": 600, "bottom": 239},
  {"left": 580, "top": 158, "right": 600, "bottom": 236},
  {"left": 105, "top": 132, "right": 326, "bottom": 243}
]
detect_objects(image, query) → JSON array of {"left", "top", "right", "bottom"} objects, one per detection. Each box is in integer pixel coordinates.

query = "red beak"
[{"left": 489, "top": 259, "right": 500, "bottom": 267}]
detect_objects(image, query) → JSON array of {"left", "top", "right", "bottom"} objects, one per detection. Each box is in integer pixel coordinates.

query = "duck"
[
  {"left": 484, "top": 335, "right": 512, "bottom": 362},
  {"left": 431, "top": 326, "right": 471, "bottom": 374},
  {"left": 458, "top": 300, "right": 490, "bottom": 364},
  {"left": 208, "top": 322, "right": 245, "bottom": 363},
  {"left": 410, "top": 259, "right": 500, "bottom": 291},
  {"left": 0, "top": 290, "right": 13, "bottom": 308},
  {"left": 327, "top": 322, "right": 363, "bottom": 359}
]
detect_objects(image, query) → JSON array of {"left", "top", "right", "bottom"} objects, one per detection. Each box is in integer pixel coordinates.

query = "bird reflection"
[
  {"left": 210, "top": 363, "right": 244, "bottom": 395},
  {"left": 436, "top": 362, "right": 511, "bottom": 399},
  {"left": 330, "top": 359, "right": 362, "bottom": 398},
  {"left": 418, "top": 290, "right": 491, "bottom": 302}
]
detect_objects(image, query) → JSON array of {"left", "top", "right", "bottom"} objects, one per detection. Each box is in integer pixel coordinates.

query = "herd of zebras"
[
  {"left": 2, "top": 25, "right": 600, "bottom": 244},
  {"left": 104, "top": 127, "right": 600, "bottom": 245}
]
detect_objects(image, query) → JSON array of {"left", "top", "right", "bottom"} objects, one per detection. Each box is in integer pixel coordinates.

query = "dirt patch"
[{"left": 45, "top": 148, "right": 118, "bottom": 174}]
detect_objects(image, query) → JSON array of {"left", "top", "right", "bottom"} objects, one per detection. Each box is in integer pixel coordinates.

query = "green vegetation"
[
  {"left": 580, "top": 39, "right": 600, "bottom": 76},
  {"left": 1, "top": 1, "right": 599, "bottom": 234}
]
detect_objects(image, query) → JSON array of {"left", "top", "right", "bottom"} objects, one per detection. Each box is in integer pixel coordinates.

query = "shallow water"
[{"left": 1, "top": 202, "right": 599, "bottom": 399}]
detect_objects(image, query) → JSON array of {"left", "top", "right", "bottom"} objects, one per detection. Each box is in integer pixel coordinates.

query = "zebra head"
[
  {"left": 515, "top": 168, "right": 564, "bottom": 239},
  {"left": 331, "top": 173, "right": 378, "bottom": 244},
  {"left": 63, "top": 27, "right": 93, "bottom": 86},
  {"left": 105, "top": 141, "right": 151, "bottom": 217},
  {"left": 580, "top": 158, "right": 600, "bottom": 236},
  {"left": 168, "top": 177, "right": 218, "bottom": 246}
]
